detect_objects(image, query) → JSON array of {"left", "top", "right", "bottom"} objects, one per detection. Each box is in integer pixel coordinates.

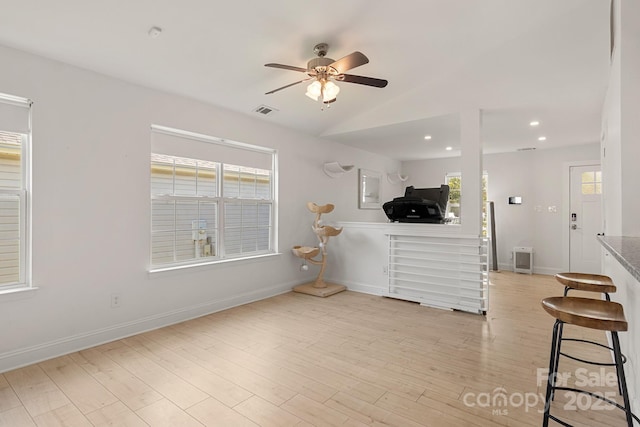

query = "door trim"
[{"left": 562, "top": 160, "right": 600, "bottom": 272}]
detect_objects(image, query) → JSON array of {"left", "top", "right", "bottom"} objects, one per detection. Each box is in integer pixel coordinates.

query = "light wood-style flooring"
[{"left": 0, "top": 272, "right": 631, "bottom": 426}]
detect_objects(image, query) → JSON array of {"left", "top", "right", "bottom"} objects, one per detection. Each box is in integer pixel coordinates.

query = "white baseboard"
[
  {"left": 533, "top": 266, "right": 561, "bottom": 276},
  {"left": 0, "top": 281, "right": 298, "bottom": 374},
  {"left": 496, "top": 262, "right": 512, "bottom": 272},
  {"left": 325, "top": 276, "right": 386, "bottom": 296},
  {"left": 495, "top": 262, "right": 559, "bottom": 276}
]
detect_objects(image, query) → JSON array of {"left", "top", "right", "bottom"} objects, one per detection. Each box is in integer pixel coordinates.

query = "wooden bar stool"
[
  {"left": 552, "top": 273, "right": 618, "bottom": 398},
  {"left": 541, "top": 296, "right": 638, "bottom": 426},
  {"left": 555, "top": 272, "right": 616, "bottom": 300}
]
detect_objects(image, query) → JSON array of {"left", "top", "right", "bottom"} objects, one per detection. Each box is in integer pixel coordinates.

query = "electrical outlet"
[{"left": 111, "top": 293, "right": 121, "bottom": 308}]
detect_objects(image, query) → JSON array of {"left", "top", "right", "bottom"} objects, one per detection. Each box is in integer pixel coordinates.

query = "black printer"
[{"left": 382, "top": 185, "right": 450, "bottom": 223}]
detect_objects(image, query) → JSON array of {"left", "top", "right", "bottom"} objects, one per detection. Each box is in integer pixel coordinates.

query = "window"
[
  {"left": 581, "top": 170, "right": 602, "bottom": 195},
  {"left": 446, "top": 173, "right": 462, "bottom": 222},
  {"left": 0, "top": 93, "right": 31, "bottom": 291},
  {"left": 445, "top": 172, "right": 488, "bottom": 234},
  {"left": 150, "top": 125, "right": 276, "bottom": 270}
]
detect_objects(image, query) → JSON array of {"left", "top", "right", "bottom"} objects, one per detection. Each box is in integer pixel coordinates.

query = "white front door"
[{"left": 569, "top": 165, "right": 602, "bottom": 273}]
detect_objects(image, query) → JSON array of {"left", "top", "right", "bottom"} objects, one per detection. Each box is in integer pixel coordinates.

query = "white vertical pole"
[{"left": 460, "top": 108, "right": 483, "bottom": 236}]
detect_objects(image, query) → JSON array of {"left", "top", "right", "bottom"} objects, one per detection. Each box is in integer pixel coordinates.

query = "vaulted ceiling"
[{"left": 0, "top": 0, "right": 610, "bottom": 160}]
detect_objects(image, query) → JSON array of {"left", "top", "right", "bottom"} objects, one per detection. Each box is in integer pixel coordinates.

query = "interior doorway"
[{"left": 568, "top": 164, "right": 602, "bottom": 274}]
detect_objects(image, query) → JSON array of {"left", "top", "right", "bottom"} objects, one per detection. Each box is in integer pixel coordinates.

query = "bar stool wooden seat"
[
  {"left": 552, "top": 273, "right": 618, "bottom": 375},
  {"left": 541, "top": 296, "right": 638, "bottom": 426},
  {"left": 555, "top": 272, "right": 616, "bottom": 300}
]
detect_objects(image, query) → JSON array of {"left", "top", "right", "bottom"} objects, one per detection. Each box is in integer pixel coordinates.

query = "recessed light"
[
  {"left": 424, "top": 135, "right": 432, "bottom": 140},
  {"left": 538, "top": 136, "right": 547, "bottom": 141},
  {"left": 530, "top": 121, "right": 540, "bottom": 127},
  {"left": 148, "top": 26, "right": 163, "bottom": 38},
  {"left": 445, "top": 146, "right": 453, "bottom": 151}
]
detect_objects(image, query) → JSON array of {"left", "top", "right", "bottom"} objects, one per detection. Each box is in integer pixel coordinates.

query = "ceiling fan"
[{"left": 264, "top": 43, "right": 388, "bottom": 107}]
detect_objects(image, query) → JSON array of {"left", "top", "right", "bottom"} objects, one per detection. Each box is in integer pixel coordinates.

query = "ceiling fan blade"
[
  {"left": 265, "top": 78, "right": 313, "bottom": 95},
  {"left": 264, "top": 63, "right": 309, "bottom": 73},
  {"left": 338, "top": 74, "right": 388, "bottom": 88},
  {"left": 329, "top": 51, "right": 369, "bottom": 74}
]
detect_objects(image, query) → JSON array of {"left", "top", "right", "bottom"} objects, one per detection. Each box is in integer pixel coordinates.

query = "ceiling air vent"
[
  {"left": 517, "top": 147, "right": 537, "bottom": 152},
  {"left": 253, "top": 105, "right": 278, "bottom": 116}
]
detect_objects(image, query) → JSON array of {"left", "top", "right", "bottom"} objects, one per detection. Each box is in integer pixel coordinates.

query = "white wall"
[
  {"left": 600, "top": 0, "right": 640, "bottom": 414},
  {"left": 402, "top": 143, "right": 600, "bottom": 274},
  {"left": 603, "top": 0, "right": 640, "bottom": 238},
  {"left": 619, "top": 0, "right": 640, "bottom": 237},
  {"left": 0, "top": 44, "right": 402, "bottom": 372},
  {"left": 603, "top": 251, "right": 640, "bottom": 416}
]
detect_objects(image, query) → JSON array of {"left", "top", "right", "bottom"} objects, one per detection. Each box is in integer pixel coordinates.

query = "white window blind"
[
  {"left": 150, "top": 126, "right": 276, "bottom": 270},
  {"left": 151, "top": 125, "right": 272, "bottom": 170},
  {"left": 0, "top": 93, "right": 31, "bottom": 290}
]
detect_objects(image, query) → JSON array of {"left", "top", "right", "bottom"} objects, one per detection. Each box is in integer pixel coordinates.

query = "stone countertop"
[{"left": 598, "top": 236, "right": 640, "bottom": 282}]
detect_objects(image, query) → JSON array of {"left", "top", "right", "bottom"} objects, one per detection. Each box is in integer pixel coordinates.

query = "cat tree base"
[{"left": 293, "top": 282, "right": 346, "bottom": 297}]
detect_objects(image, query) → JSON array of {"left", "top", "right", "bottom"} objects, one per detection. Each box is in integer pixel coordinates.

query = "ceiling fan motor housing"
[{"left": 307, "top": 57, "right": 335, "bottom": 75}]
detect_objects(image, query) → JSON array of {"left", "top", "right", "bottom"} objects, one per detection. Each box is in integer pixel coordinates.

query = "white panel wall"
[
  {"left": 602, "top": 251, "right": 640, "bottom": 416},
  {"left": 0, "top": 44, "right": 402, "bottom": 372},
  {"left": 619, "top": 1, "right": 640, "bottom": 237},
  {"left": 600, "top": 0, "right": 640, "bottom": 415},
  {"left": 402, "top": 144, "right": 600, "bottom": 274},
  {"left": 602, "top": 31, "right": 622, "bottom": 236}
]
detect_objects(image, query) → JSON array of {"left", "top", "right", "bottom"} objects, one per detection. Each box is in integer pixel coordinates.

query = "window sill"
[
  {"left": 149, "top": 252, "right": 282, "bottom": 275},
  {"left": 0, "top": 286, "right": 39, "bottom": 301}
]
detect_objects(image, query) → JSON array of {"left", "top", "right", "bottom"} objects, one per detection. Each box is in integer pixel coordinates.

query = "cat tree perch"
[{"left": 292, "top": 202, "right": 346, "bottom": 297}]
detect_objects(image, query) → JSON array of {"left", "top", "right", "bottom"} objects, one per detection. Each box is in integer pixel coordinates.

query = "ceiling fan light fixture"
[
  {"left": 305, "top": 80, "right": 340, "bottom": 103},
  {"left": 322, "top": 81, "right": 340, "bottom": 102},
  {"left": 305, "top": 80, "right": 322, "bottom": 100}
]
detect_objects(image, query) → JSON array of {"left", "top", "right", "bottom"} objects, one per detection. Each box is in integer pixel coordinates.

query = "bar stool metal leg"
[
  {"left": 562, "top": 284, "right": 611, "bottom": 301},
  {"left": 611, "top": 331, "right": 634, "bottom": 427},
  {"left": 550, "top": 321, "right": 564, "bottom": 401},
  {"left": 543, "top": 319, "right": 562, "bottom": 427}
]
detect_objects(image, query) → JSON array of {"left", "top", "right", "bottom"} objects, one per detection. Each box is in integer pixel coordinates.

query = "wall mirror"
[{"left": 359, "top": 169, "right": 382, "bottom": 209}]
